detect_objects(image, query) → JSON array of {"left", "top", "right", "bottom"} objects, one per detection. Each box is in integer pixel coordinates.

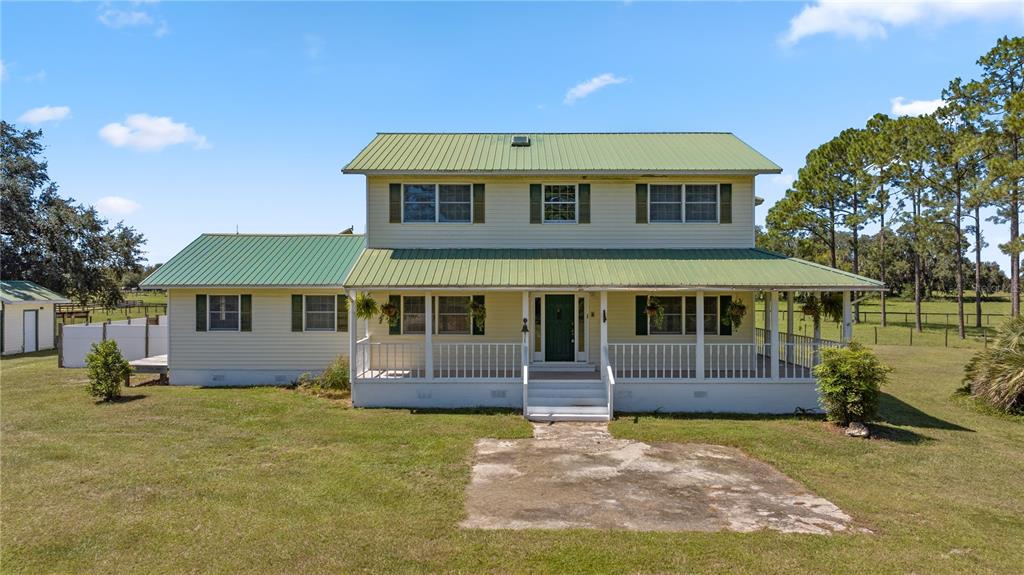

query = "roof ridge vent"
[{"left": 511, "top": 135, "right": 531, "bottom": 147}]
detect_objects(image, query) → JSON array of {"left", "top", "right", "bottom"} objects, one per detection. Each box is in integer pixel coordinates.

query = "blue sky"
[{"left": 3, "top": 1, "right": 1023, "bottom": 269}]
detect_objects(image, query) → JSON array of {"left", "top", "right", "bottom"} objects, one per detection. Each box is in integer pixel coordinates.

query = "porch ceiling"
[{"left": 344, "top": 248, "right": 884, "bottom": 291}]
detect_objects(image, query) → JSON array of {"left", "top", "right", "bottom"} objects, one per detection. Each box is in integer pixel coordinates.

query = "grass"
[
  {"left": 61, "top": 291, "right": 167, "bottom": 325},
  {"left": 3, "top": 347, "right": 1023, "bottom": 573}
]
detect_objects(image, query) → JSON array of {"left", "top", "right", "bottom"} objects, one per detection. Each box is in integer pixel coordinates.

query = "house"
[
  {"left": 1, "top": 280, "right": 70, "bottom": 355},
  {"left": 142, "top": 133, "right": 884, "bottom": 420}
]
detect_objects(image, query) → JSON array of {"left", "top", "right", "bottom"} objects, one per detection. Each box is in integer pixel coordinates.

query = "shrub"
[
  {"left": 85, "top": 339, "right": 131, "bottom": 402},
  {"left": 963, "top": 316, "right": 1024, "bottom": 414},
  {"left": 814, "top": 342, "right": 890, "bottom": 425},
  {"left": 296, "top": 356, "right": 350, "bottom": 395}
]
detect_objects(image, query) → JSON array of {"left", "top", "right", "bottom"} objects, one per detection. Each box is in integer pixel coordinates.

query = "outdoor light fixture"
[{"left": 521, "top": 318, "right": 530, "bottom": 333}]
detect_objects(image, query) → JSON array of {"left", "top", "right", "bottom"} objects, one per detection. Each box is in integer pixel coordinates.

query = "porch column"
[
  {"left": 599, "top": 291, "right": 608, "bottom": 377},
  {"left": 769, "top": 290, "right": 780, "bottom": 380},
  {"left": 842, "top": 290, "right": 853, "bottom": 343},
  {"left": 522, "top": 291, "right": 530, "bottom": 365},
  {"left": 786, "top": 291, "right": 795, "bottom": 363},
  {"left": 695, "top": 291, "right": 705, "bottom": 381},
  {"left": 424, "top": 291, "right": 433, "bottom": 380},
  {"left": 348, "top": 290, "right": 358, "bottom": 385}
]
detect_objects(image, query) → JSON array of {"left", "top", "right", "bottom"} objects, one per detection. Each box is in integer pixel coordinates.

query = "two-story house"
[{"left": 142, "top": 133, "right": 883, "bottom": 421}]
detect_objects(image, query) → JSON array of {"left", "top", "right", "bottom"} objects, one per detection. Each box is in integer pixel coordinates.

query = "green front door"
[{"left": 544, "top": 295, "right": 575, "bottom": 362}]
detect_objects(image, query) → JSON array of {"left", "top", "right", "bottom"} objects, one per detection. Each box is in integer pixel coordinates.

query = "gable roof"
[
  {"left": 140, "top": 234, "right": 366, "bottom": 288},
  {"left": 0, "top": 280, "right": 70, "bottom": 304},
  {"left": 344, "top": 248, "right": 884, "bottom": 290},
  {"left": 343, "top": 133, "right": 782, "bottom": 175}
]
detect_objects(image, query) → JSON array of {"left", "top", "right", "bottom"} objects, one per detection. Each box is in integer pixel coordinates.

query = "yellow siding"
[
  {"left": 366, "top": 175, "right": 756, "bottom": 249},
  {"left": 168, "top": 288, "right": 348, "bottom": 371}
]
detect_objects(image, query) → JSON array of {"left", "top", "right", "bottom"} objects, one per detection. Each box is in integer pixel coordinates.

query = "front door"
[
  {"left": 23, "top": 310, "right": 38, "bottom": 353},
  {"left": 544, "top": 295, "right": 574, "bottom": 362}
]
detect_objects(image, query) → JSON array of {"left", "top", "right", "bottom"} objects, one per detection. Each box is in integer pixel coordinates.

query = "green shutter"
[
  {"left": 471, "top": 295, "right": 485, "bottom": 335},
  {"left": 388, "top": 295, "right": 401, "bottom": 335},
  {"left": 291, "top": 295, "right": 303, "bottom": 332},
  {"left": 719, "top": 295, "right": 732, "bottom": 336},
  {"left": 720, "top": 184, "right": 732, "bottom": 224},
  {"left": 530, "top": 184, "right": 542, "bottom": 224},
  {"left": 195, "top": 294, "right": 207, "bottom": 332},
  {"left": 635, "top": 184, "right": 648, "bottom": 224},
  {"left": 473, "top": 184, "right": 485, "bottom": 224},
  {"left": 635, "top": 295, "right": 648, "bottom": 336},
  {"left": 389, "top": 183, "right": 402, "bottom": 223},
  {"left": 685, "top": 297, "right": 696, "bottom": 335},
  {"left": 337, "top": 295, "right": 348, "bottom": 332},
  {"left": 578, "top": 183, "right": 591, "bottom": 224},
  {"left": 240, "top": 294, "right": 252, "bottom": 332}
]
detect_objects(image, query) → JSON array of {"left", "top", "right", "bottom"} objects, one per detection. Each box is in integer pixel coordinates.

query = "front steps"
[{"left": 525, "top": 379, "right": 610, "bottom": 422}]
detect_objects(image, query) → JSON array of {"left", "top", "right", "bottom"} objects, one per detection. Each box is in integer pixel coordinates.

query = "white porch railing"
[
  {"left": 608, "top": 343, "right": 697, "bottom": 380},
  {"left": 354, "top": 341, "right": 425, "bottom": 380},
  {"left": 434, "top": 343, "right": 521, "bottom": 380},
  {"left": 704, "top": 343, "right": 770, "bottom": 380}
]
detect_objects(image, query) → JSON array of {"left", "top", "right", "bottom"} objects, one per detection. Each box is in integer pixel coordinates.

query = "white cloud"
[
  {"left": 99, "top": 114, "right": 210, "bottom": 151},
  {"left": 98, "top": 7, "right": 153, "bottom": 28},
  {"left": 891, "top": 96, "right": 946, "bottom": 116},
  {"left": 24, "top": 70, "right": 46, "bottom": 83},
  {"left": 781, "top": 0, "right": 1021, "bottom": 46},
  {"left": 563, "top": 73, "right": 627, "bottom": 105},
  {"left": 18, "top": 106, "right": 71, "bottom": 125},
  {"left": 96, "top": 196, "right": 141, "bottom": 216}
]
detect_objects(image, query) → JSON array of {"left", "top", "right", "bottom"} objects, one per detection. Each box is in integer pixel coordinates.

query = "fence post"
[
  {"left": 874, "top": 326, "right": 878, "bottom": 345},
  {"left": 57, "top": 323, "right": 64, "bottom": 368},
  {"left": 144, "top": 318, "right": 150, "bottom": 358},
  {"left": 945, "top": 324, "right": 949, "bottom": 347},
  {"left": 102, "top": 321, "right": 108, "bottom": 342}
]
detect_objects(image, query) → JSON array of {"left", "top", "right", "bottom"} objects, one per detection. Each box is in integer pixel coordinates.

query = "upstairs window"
[
  {"left": 649, "top": 185, "right": 683, "bottom": 222},
  {"left": 402, "top": 184, "right": 472, "bottom": 223},
  {"left": 685, "top": 184, "right": 719, "bottom": 222},
  {"left": 543, "top": 184, "right": 577, "bottom": 223},
  {"left": 648, "top": 184, "right": 719, "bottom": 223}
]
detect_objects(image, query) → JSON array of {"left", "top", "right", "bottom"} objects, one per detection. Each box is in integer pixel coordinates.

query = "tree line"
[
  {"left": 760, "top": 36, "right": 1023, "bottom": 339},
  {"left": 1, "top": 121, "right": 147, "bottom": 306}
]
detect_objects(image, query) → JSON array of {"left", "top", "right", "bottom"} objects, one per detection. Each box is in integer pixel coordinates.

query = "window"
[
  {"left": 437, "top": 296, "right": 471, "bottom": 334},
  {"left": 209, "top": 295, "right": 240, "bottom": 331},
  {"left": 649, "top": 184, "right": 683, "bottom": 222},
  {"left": 684, "top": 296, "right": 719, "bottom": 335},
  {"left": 402, "top": 296, "right": 425, "bottom": 334},
  {"left": 403, "top": 184, "right": 472, "bottom": 223},
  {"left": 543, "top": 184, "right": 577, "bottom": 223},
  {"left": 304, "top": 295, "right": 335, "bottom": 331},
  {"left": 685, "top": 184, "right": 718, "bottom": 222},
  {"left": 650, "top": 297, "right": 683, "bottom": 335}
]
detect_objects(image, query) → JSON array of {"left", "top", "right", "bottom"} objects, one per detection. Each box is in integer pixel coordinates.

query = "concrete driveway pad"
[{"left": 462, "top": 422, "right": 856, "bottom": 534}]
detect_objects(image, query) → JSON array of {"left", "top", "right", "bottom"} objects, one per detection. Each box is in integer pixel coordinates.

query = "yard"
[{"left": 2, "top": 346, "right": 1022, "bottom": 574}]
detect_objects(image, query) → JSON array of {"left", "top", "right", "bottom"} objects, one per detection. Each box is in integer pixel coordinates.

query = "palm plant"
[{"left": 963, "top": 315, "right": 1024, "bottom": 414}]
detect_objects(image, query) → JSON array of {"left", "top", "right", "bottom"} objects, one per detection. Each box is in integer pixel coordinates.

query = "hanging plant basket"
[
  {"left": 645, "top": 297, "right": 665, "bottom": 328},
  {"left": 723, "top": 300, "right": 747, "bottom": 329},
  {"left": 354, "top": 293, "right": 379, "bottom": 322},
  {"left": 379, "top": 302, "right": 400, "bottom": 325},
  {"left": 469, "top": 300, "right": 487, "bottom": 331}
]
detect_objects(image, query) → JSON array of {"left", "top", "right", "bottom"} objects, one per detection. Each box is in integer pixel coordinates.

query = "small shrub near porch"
[
  {"left": 85, "top": 340, "right": 131, "bottom": 402},
  {"left": 294, "top": 356, "right": 350, "bottom": 398},
  {"left": 814, "top": 342, "right": 890, "bottom": 425}
]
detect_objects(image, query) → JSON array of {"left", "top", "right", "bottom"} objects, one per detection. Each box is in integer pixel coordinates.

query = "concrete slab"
[{"left": 462, "top": 422, "right": 857, "bottom": 534}]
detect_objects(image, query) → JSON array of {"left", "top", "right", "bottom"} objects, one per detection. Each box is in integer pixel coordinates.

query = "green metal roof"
[
  {"left": 343, "top": 133, "right": 782, "bottom": 175},
  {"left": 345, "top": 248, "right": 883, "bottom": 290},
  {"left": 0, "top": 280, "right": 70, "bottom": 304},
  {"left": 140, "top": 234, "right": 366, "bottom": 288}
]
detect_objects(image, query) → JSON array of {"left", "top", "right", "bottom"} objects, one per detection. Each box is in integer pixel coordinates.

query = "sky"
[{"left": 3, "top": 1, "right": 1023, "bottom": 270}]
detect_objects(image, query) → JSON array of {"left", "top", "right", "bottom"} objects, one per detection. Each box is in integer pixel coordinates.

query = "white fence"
[
  {"left": 354, "top": 341, "right": 522, "bottom": 381},
  {"left": 60, "top": 316, "right": 167, "bottom": 368}
]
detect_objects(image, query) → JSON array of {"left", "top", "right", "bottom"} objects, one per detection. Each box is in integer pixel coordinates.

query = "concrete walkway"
[{"left": 462, "top": 422, "right": 856, "bottom": 534}]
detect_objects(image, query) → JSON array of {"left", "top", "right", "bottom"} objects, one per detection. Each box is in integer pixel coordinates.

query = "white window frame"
[
  {"left": 436, "top": 295, "right": 472, "bottom": 335},
  {"left": 208, "top": 294, "right": 241, "bottom": 332},
  {"left": 401, "top": 295, "right": 426, "bottom": 335},
  {"left": 303, "top": 294, "right": 336, "bottom": 332},
  {"left": 541, "top": 183, "right": 578, "bottom": 224},
  {"left": 401, "top": 183, "right": 473, "bottom": 224},
  {"left": 647, "top": 183, "right": 720, "bottom": 224}
]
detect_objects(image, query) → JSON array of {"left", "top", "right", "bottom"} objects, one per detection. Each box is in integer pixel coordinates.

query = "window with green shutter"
[
  {"left": 337, "top": 295, "right": 348, "bottom": 332},
  {"left": 719, "top": 184, "right": 732, "bottom": 224},
  {"left": 529, "top": 184, "right": 542, "bottom": 224},
  {"left": 719, "top": 295, "right": 732, "bottom": 336},
  {"left": 635, "top": 295, "right": 648, "bottom": 336},
  {"left": 472, "top": 184, "right": 485, "bottom": 224},
  {"left": 291, "top": 295, "right": 303, "bottom": 332},
  {"left": 635, "top": 184, "right": 648, "bottom": 224},
  {"left": 578, "top": 184, "right": 591, "bottom": 224},
  {"left": 195, "top": 294, "right": 207, "bottom": 332},
  {"left": 389, "top": 183, "right": 402, "bottom": 223},
  {"left": 240, "top": 294, "right": 252, "bottom": 332}
]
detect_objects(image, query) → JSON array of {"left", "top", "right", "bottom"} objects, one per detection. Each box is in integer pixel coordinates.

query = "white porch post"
[
  {"left": 348, "top": 290, "right": 358, "bottom": 384},
  {"left": 696, "top": 291, "right": 705, "bottom": 381},
  {"left": 599, "top": 291, "right": 609, "bottom": 376},
  {"left": 522, "top": 291, "right": 530, "bottom": 365},
  {"left": 786, "top": 291, "right": 795, "bottom": 363},
  {"left": 424, "top": 292, "right": 433, "bottom": 380},
  {"left": 769, "top": 291, "right": 780, "bottom": 380},
  {"left": 842, "top": 290, "right": 853, "bottom": 343}
]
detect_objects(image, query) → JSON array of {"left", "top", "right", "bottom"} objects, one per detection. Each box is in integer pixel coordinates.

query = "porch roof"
[{"left": 345, "top": 248, "right": 884, "bottom": 291}]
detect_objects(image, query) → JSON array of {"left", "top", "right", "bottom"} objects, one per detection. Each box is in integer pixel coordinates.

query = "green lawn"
[{"left": 2, "top": 347, "right": 1022, "bottom": 574}]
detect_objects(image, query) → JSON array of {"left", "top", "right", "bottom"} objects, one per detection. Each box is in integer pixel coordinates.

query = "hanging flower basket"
[
  {"left": 469, "top": 299, "right": 487, "bottom": 331},
  {"left": 723, "top": 300, "right": 747, "bottom": 329},
  {"left": 379, "top": 302, "right": 399, "bottom": 325},
  {"left": 645, "top": 297, "right": 665, "bottom": 328},
  {"left": 354, "top": 293, "right": 379, "bottom": 322}
]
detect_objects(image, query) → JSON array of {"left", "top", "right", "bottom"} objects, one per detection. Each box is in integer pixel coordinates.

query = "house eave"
[{"left": 341, "top": 169, "right": 783, "bottom": 177}]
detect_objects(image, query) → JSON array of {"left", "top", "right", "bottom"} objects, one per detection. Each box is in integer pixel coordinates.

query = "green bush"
[
  {"left": 85, "top": 340, "right": 131, "bottom": 402},
  {"left": 963, "top": 315, "right": 1024, "bottom": 414},
  {"left": 295, "top": 356, "right": 350, "bottom": 395},
  {"left": 814, "top": 342, "right": 890, "bottom": 425}
]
